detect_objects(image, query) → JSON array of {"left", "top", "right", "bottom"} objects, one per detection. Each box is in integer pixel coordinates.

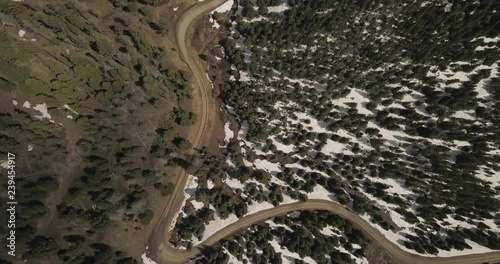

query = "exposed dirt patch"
[
  {"left": 366, "top": 241, "right": 400, "bottom": 264},
  {"left": 189, "top": 12, "right": 229, "bottom": 154}
]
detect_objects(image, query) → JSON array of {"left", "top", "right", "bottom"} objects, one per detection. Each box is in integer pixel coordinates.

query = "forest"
[{"left": 170, "top": 0, "right": 500, "bottom": 258}]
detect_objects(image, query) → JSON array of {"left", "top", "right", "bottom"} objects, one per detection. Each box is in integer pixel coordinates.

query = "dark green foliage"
[
  {"left": 216, "top": 0, "right": 500, "bottom": 255},
  {"left": 24, "top": 236, "right": 58, "bottom": 259},
  {"left": 138, "top": 209, "right": 154, "bottom": 225}
]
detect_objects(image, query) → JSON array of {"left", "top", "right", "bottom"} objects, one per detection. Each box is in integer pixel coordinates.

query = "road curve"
[
  {"left": 154, "top": 198, "right": 500, "bottom": 264},
  {"left": 148, "top": 1, "right": 500, "bottom": 264},
  {"left": 147, "top": 0, "right": 226, "bottom": 263}
]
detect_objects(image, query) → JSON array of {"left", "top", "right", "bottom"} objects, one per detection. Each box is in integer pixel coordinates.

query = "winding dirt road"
[
  {"left": 148, "top": 1, "right": 500, "bottom": 263},
  {"left": 147, "top": 0, "right": 224, "bottom": 263}
]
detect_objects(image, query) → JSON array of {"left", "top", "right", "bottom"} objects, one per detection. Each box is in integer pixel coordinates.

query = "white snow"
[
  {"left": 269, "top": 238, "right": 316, "bottom": 264},
  {"left": 63, "top": 104, "right": 78, "bottom": 114},
  {"left": 437, "top": 240, "right": 500, "bottom": 257},
  {"left": 321, "top": 139, "right": 350, "bottom": 155},
  {"left": 444, "top": 1, "right": 452, "bottom": 12},
  {"left": 420, "top": 1, "right": 431, "bottom": 7},
  {"left": 12, "top": 100, "right": 18, "bottom": 106},
  {"left": 209, "top": 16, "right": 221, "bottom": 29},
  {"left": 369, "top": 177, "right": 413, "bottom": 196},
  {"left": 361, "top": 210, "right": 500, "bottom": 258},
  {"left": 223, "top": 176, "right": 245, "bottom": 190},
  {"left": 266, "top": 219, "right": 293, "bottom": 231},
  {"left": 206, "top": 73, "right": 214, "bottom": 89},
  {"left": 18, "top": 29, "right": 25, "bottom": 38},
  {"left": 169, "top": 175, "right": 198, "bottom": 232},
  {"left": 476, "top": 63, "right": 498, "bottom": 99},
  {"left": 141, "top": 247, "right": 158, "bottom": 264},
  {"left": 239, "top": 70, "right": 251, "bottom": 82},
  {"left": 292, "top": 112, "right": 330, "bottom": 133},
  {"left": 173, "top": 7, "right": 178, "bottom": 11},
  {"left": 207, "top": 4, "right": 500, "bottom": 259},
  {"left": 22, "top": 101, "right": 53, "bottom": 121},
  {"left": 473, "top": 36, "right": 500, "bottom": 44},
  {"left": 287, "top": 211, "right": 301, "bottom": 218},
  {"left": 212, "top": 0, "right": 233, "bottom": 14},
  {"left": 475, "top": 165, "right": 500, "bottom": 188},
  {"left": 246, "top": 200, "right": 275, "bottom": 215},
  {"left": 196, "top": 213, "right": 239, "bottom": 244},
  {"left": 253, "top": 158, "right": 281, "bottom": 173},
  {"left": 224, "top": 122, "right": 234, "bottom": 144},
  {"left": 226, "top": 155, "right": 237, "bottom": 167},
  {"left": 27, "top": 145, "right": 33, "bottom": 152},
  {"left": 190, "top": 200, "right": 204, "bottom": 210},
  {"left": 207, "top": 179, "right": 215, "bottom": 189},
  {"left": 331, "top": 88, "right": 372, "bottom": 115},
  {"left": 268, "top": 4, "right": 290, "bottom": 13},
  {"left": 269, "top": 136, "right": 295, "bottom": 153},
  {"left": 452, "top": 110, "right": 475, "bottom": 120},
  {"left": 67, "top": 115, "right": 73, "bottom": 119},
  {"left": 306, "top": 185, "right": 337, "bottom": 201},
  {"left": 242, "top": 158, "right": 253, "bottom": 167},
  {"left": 0, "top": 160, "right": 8, "bottom": 169},
  {"left": 32, "top": 103, "right": 53, "bottom": 121}
]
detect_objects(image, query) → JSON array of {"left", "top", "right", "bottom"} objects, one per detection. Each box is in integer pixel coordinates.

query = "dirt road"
[
  {"left": 152, "top": 197, "right": 500, "bottom": 263},
  {"left": 147, "top": 0, "right": 225, "bottom": 263},
  {"left": 147, "top": 0, "right": 500, "bottom": 263}
]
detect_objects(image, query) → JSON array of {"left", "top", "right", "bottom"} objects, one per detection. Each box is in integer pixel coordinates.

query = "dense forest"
[
  {"left": 170, "top": 0, "right": 500, "bottom": 257},
  {"left": 0, "top": 0, "right": 193, "bottom": 262}
]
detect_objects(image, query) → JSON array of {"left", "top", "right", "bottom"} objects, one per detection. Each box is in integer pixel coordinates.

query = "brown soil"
[
  {"left": 366, "top": 241, "right": 401, "bottom": 264},
  {"left": 189, "top": 15, "right": 226, "bottom": 154}
]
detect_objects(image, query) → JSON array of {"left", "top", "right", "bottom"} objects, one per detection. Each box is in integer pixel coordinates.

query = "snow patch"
[
  {"left": 32, "top": 103, "right": 53, "bottom": 122},
  {"left": 207, "top": 179, "right": 215, "bottom": 189},
  {"left": 224, "top": 122, "right": 234, "bottom": 144},
  {"left": 141, "top": 247, "right": 158, "bottom": 264},
  {"left": 169, "top": 175, "right": 198, "bottom": 232},
  {"left": 306, "top": 185, "right": 337, "bottom": 201},
  {"left": 268, "top": 4, "right": 290, "bottom": 13},
  {"left": 63, "top": 104, "right": 78, "bottom": 114},
  {"left": 190, "top": 200, "right": 204, "bottom": 210},
  {"left": 196, "top": 213, "right": 239, "bottom": 245},
  {"left": 212, "top": 0, "right": 233, "bottom": 14},
  {"left": 223, "top": 176, "right": 245, "bottom": 190},
  {"left": 269, "top": 238, "right": 316, "bottom": 264}
]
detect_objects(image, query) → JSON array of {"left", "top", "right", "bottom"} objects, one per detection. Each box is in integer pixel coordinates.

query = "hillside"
[{"left": 0, "top": 0, "right": 194, "bottom": 262}]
